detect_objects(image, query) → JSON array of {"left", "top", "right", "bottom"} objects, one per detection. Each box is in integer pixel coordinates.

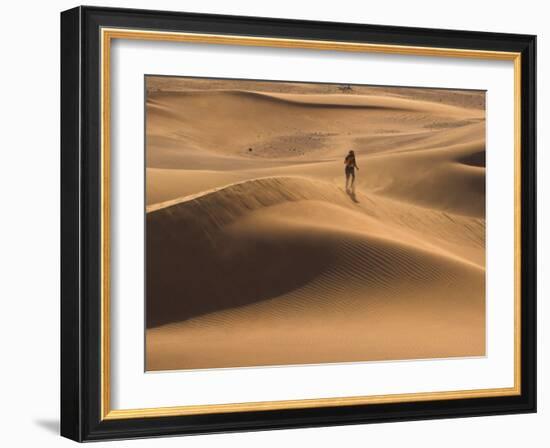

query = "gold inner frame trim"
[{"left": 100, "top": 27, "right": 522, "bottom": 421}]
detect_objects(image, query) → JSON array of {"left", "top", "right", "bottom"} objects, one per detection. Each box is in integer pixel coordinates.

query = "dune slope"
[{"left": 146, "top": 177, "right": 485, "bottom": 370}]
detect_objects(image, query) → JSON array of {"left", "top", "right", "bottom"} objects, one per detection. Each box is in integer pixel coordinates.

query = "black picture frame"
[{"left": 61, "top": 5, "right": 536, "bottom": 442}]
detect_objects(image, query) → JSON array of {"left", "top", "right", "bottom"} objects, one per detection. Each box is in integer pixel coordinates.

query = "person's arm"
[{"left": 354, "top": 158, "right": 359, "bottom": 170}]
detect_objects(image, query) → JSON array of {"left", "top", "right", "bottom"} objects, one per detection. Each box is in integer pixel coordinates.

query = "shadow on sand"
[{"left": 346, "top": 187, "right": 360, "bottom": 203}]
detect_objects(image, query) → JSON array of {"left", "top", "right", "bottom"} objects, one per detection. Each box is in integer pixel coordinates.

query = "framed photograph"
[{"left": 60, "top": 6, "right": 536, "bottom": 442}]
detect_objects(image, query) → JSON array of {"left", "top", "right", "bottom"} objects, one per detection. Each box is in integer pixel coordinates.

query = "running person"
[{"left": 344, "top": 150, "right": 359, "bottom": 191}]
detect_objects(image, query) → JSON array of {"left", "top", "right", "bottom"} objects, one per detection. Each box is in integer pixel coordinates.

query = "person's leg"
[
  {"left": 345, "top": 169, "right": 350, "bottom": 189},
  {"left": 350, "top": 169, "right": 355, "bottom": 190}
]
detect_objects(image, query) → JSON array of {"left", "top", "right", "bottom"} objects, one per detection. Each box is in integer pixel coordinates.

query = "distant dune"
[
  {"left": 146, "top": 89, "right": 482, "bottom": 164},
  {"left": 145, "top": 78, "right": 486, "bottom": 371}
]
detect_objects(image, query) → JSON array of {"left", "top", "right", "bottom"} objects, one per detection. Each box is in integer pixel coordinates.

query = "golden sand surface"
[{"left": 144, "top": 77, "right": 486, "bottom": 371}]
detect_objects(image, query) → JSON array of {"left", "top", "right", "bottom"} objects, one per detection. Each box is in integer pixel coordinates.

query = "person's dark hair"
[{"left": 349, "top": 150, "right": 355, "bottom": 155}]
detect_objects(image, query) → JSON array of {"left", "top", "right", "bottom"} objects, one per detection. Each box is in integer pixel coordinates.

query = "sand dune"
[
  {"left": 147, "top": 77, "right": 486, "bottom": 109},
  {"left": 146, "top": 87, "right": 485, "bottom": 216},
  {"left": 146, "top": 89, "right": 483, "bottom": 166},
  {"left": 145, "top": 78, "right": 486, "bottom": 371},
  {"left": 146, "top": 177, "right": 485, "bottom": 370},
  {"left": 356, "top": 140, "right": 486, "bottom": 217}
]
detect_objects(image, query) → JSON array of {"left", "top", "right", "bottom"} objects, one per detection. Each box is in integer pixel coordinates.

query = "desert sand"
[{"left": 145, "top": 77, "right": 486, "bottom": 371}]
